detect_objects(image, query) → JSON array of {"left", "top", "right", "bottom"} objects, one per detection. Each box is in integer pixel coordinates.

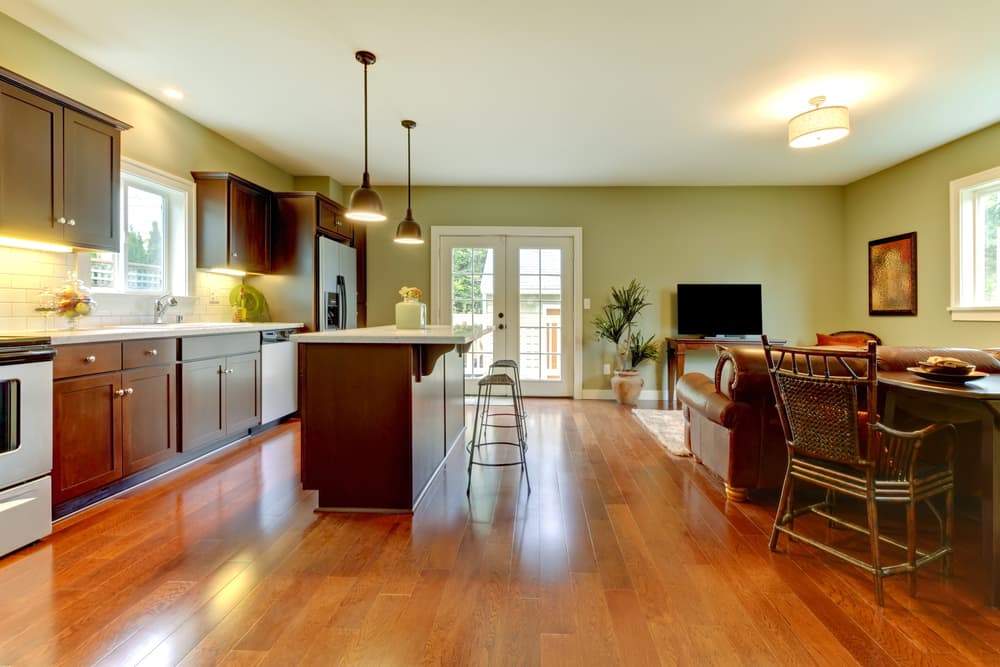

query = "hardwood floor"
[{"left": 1, "top": 399, "right": 999, "bottom": 666}]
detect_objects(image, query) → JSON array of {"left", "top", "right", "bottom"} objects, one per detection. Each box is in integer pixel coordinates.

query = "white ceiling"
[{"left": 3, "top": 0, "right": 1000, "bottom": 186}]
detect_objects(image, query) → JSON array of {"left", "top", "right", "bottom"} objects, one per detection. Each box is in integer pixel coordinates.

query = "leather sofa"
[{"left": 676, "top": 343, "right": 1000, "bottom": 502}]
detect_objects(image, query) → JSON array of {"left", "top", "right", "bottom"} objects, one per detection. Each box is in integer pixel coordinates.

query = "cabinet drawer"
[
  {"left": 318, "top": 198, "right": 352, "bottom": 241},
  {"left": 54, "top": 342, "right": 122, "bottom": 379},
  {"left": 180, "top": 333, "right": 259, "bottom": 361},
  {"left": 123, "top": 338, "right": 177, "bottom": 369}
]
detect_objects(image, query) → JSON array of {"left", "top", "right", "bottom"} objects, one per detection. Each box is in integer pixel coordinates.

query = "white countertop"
[
  {"left": 2, "top": 322, "right": 304, "bottom": 345},
  {"left": 292, "top": 324, "right": 491, "bottom": 345}
]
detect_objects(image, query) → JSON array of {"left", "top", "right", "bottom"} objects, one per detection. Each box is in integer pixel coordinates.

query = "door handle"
[{"left": 498, "top": 323, "right": 505, "bottom": 330}]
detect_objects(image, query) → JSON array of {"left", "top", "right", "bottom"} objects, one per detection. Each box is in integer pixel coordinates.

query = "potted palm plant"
[{"left": 593, "top": 279, "right": 659, "bottom": 405}]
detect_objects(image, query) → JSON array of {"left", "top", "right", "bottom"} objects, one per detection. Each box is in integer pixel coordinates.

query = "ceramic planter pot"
[{"left": 611, "top": 369, "right": 643, "bottom": 405}]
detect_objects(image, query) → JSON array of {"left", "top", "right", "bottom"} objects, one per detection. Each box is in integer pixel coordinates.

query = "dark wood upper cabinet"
[
  {"left": 192, "top": 172, "right": 271, "bottom": 274},
  {"left": 0, "top": 67, "right": 128, "bottom": 252},
  {"left": 63, "top": 109, "right": 120, "bottom": 250},
  {"left": 317, "top": 196, "right": 353, "bottom": 242},
  {"left": 0, "top": 80, "right": 62, "bottom": 242}
]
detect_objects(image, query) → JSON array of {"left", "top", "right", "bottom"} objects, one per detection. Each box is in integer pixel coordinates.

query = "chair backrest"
[{"left": 762, "top": 336, "right": 878, "bottom": 465}]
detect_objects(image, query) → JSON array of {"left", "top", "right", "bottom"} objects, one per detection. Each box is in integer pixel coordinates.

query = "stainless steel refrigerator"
[{"left": 318, "top": 236, "right": 358, "bottom": 331}]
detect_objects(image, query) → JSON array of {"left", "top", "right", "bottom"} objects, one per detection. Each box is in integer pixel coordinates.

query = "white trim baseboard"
[{"left": 580, "top": 388, "right": 665, "bottom": 401}]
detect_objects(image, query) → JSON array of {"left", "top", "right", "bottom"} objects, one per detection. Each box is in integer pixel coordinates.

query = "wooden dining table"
[{"left": 880, "top": 370, "right": 1000, "bottom": 607}]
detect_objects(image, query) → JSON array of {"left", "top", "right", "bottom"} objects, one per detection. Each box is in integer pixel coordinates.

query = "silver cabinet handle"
[
  {"left": 125, "top": 387, "right": 134, "bottom": 395},
  {"left": 56, "top": 217, "right": 66, "bottom": 225},
  {"left": 232, "top": 252, "right": 238, "bottom": 258},
  {"left": 115, "top": 389, "right": 125, "bottom": 397},
  {"left": 225, "top": 368, "right": 234, "bottom": 374},
  {"left": 67, "top": 219, "right": 76, "bottom": 227},
  {"left": 84, "top": 355, "right": 97, "bottom": 363},
  {"left": 145, "top": 349, "right": 158, "bottom": 356}
]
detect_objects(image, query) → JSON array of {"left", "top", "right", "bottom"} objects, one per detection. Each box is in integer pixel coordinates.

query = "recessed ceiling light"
[{"left": 163, "top": 88, "right": 184, "bottom": 100}]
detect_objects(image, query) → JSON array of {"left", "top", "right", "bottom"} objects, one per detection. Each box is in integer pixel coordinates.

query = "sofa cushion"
[{"left": 816, "top": 332, "right": 876, "bottom": 346}]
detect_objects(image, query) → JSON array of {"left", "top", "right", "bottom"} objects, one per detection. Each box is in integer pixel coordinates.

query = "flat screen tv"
[{"left": 676, "top": 283, "right": 763, "bottom": 338}]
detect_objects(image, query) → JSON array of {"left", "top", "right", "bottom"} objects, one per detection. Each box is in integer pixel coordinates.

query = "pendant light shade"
[
  {"left": 346, "top": 50, "right": 386, "bottom": 222},
  {"left": 394, "top": 120, "right": 424, "bottom": 245},
  {"left": 788, "top": 96, "right": 850, "bottom": 149}
]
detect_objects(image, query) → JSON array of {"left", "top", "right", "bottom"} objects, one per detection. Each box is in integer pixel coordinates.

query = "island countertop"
[{"left": 292, "top": 324, "right": 490, "bottom": 345}]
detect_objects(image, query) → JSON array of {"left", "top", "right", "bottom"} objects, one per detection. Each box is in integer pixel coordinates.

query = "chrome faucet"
[{"left": 153, "top": 294, "right": 178, "bottom": 324}]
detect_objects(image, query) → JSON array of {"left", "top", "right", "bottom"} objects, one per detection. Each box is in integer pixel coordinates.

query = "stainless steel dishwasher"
[{"left": 261, "top": 328, "right": 297, "bottom": 423}]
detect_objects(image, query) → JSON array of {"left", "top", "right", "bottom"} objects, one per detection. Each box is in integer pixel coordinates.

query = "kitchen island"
[{"left": 292, "top": 325, "right": 489, "bottom": 512}]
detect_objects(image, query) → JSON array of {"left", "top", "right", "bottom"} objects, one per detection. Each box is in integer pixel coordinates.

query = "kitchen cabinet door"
[
  {"left": 122, "top": 364, "right": 177, "bottom": 475},
  {"left": 317, "top": 197, "right": 352, "bottom": 242},
  {"left": 53, "top": 373, "right": 123, "bottom": 504},
  {"left": 62, "top": 108, "right": 120, "bottom": 251},
  {"left": 225, "top": 352, "right": 260, "bottom": 436},
  {"left": 180, "top": 358, "right": 225, "bottom": 452},
  {"left": 0, "top": 80, "right": 62, "bottom": 243},
  {"left": 229, "top": 179, "right": 270, "bottom": 273},
  {"left": 193, "top": 172, "right": 271, "bottom": 273}
]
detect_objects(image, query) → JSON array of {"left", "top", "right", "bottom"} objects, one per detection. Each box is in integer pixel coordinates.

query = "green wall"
[
  {"left": 0, "top": 13, "right": 294, "bottom": 192},
  {"left": 844, "top": 122, "right": 1000, "bottom": 346},
  {"left": 363, "top": 185, "right": 846, "bottom": 391}
]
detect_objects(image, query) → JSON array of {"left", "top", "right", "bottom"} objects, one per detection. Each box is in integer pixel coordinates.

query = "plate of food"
[{"left": 907, "top": 366, "right": 987, "bottom": 384}]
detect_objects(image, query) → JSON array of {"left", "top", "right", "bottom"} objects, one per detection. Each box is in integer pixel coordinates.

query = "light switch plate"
[
  {"left": 584, "top": 297, "right": 591, "bottom": 309},
  {"left": 603, "top": 363, "right": 611, "bottom": 375}
]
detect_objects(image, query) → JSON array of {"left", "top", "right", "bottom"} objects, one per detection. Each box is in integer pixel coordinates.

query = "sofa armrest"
[{"left": 677, "top": 371, "right": 750, "bottom": 427}]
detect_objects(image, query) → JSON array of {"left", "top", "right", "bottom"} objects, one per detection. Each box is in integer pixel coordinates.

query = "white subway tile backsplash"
[{"left": 0, "top": 248, "right": 245, "bottom": 331}]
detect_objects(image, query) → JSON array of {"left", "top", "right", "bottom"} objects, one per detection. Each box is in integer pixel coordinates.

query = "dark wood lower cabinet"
[
  {"left": 53, "top": 373, "right": 123, "bottom": 505},
  {"left": 180, "top": 352, "right": 261, "bottom": 453},
  {"left": 122, "top": 365, "right": 176, "bottom": 475}
]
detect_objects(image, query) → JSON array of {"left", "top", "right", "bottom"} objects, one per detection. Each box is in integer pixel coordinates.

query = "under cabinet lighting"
[
  {"left": 205, "top": 267, "right": 247, "bottom": 277},
  {"left": 163, "top": 88, "right": 184, "bottom": 100},
  {"left": 0, "top": 237, "right": 74, "bottom": 253}
]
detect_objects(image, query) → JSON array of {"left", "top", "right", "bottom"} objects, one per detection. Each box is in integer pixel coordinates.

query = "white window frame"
[
  {"left": 87, "top": 158, "right": 193, "bottom": 297},
  {"left": 949, "top": 165, "right": 1000, "bottom": 321}
]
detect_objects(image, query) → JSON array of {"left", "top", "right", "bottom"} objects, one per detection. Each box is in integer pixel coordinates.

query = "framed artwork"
[{"left": 869, "top": 232, "right": 917, "bottom": 316}]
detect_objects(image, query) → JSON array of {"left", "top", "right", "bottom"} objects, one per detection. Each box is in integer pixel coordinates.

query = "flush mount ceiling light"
[
  {"left": 788, "top": 96, "right": 850, "bottom": 148},
  {"left": 345, "top": 50, "right": 386, "bottom": 223},
  {"left": 394, "top": 120, "right": 424, "bottom": 245}
]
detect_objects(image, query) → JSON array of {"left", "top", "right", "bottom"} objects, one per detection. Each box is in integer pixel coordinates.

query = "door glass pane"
[
  {"left": 518, "top": 248, "right": 562, "bottom": 382},
  {"left": 452, "top": 247, "right": 495, "bottom": 377}
]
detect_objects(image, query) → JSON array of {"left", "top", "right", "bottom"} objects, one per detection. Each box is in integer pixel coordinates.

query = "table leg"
[
  {"left": 667, "top": 346, "right": 675, "bottom": 408},
  {"left": 984, "top": 403, "right": 1000, "bottom": 607},
  {"left": 672, "top": 349, "right": 687, "bottom": 410}
]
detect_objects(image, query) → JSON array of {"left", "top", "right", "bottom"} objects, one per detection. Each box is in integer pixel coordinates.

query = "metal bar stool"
[
  {"left": 488, "top": 358, "right": 527, "bottom": 433},
  {"left": 467, "top": 372, "right": 530, "bottom": 495}
]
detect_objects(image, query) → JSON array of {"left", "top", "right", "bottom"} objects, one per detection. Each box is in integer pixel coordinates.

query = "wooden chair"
[{"left": 762, "top": 336, "right": 955, "bottom": 605}]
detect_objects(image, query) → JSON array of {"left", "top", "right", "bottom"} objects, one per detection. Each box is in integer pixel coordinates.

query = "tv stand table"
[{"left": 666, "top": 337, "right": 781, "bottom": 409}]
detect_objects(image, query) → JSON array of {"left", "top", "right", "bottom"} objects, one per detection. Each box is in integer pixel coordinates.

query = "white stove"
[{"left": 0, "top": 336, "right": 55, "bottom": 558}]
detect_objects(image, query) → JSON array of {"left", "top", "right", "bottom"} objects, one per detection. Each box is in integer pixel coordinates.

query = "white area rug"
[{"left": 632, "top": 409, "right": 691, "bottom": 457}]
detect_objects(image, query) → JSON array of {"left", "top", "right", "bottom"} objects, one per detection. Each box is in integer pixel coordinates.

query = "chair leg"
[
  {"left": 770, "top": 464, "right": 793, "bottom": 551},
  {"left": 945, "top": 487, "right": 955, "bottom": 576},
  {"left": 866, "top": 490, "right": 884, "bottom": 606},
  {"left": 907, "top": 500, "right": 918, "bottom": 597},
  {"left": 467, "top": 385, "right": 485, "bottom": 496}
]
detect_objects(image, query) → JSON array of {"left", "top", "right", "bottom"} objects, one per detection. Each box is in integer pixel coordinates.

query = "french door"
[{"left": 437, "top": 234, "right": 574, "bottom": 397}]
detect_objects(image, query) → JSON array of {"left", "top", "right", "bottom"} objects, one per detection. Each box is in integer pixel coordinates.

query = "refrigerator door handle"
[{"left": 337, "top": 275, "right": 347, "bottom": 329}]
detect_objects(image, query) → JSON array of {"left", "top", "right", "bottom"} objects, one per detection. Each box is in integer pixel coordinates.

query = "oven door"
[{"left": 0, "top": 360, "right": 53, "bottom": 492}]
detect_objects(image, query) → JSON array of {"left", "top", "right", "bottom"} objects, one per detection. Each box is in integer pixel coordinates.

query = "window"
[
  {"left": 90, "top": 159, "right": 192, "bottom": 295},
  {"left": 950, "top": 165, "right": 1000, "bottom": 320}
]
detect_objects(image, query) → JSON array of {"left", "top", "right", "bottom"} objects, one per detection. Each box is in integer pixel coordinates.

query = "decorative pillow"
[{"left": 816, "top": 332, "right": 874, "bottom": 347}]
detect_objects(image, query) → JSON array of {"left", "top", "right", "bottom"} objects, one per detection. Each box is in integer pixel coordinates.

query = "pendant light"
[
  {"left": 394, "top": 120, "right": 424, "bottom": 245},
  {"left": 788, "top": 95, "right": 850, "bottom": 149},
  {"left": 346, "top": 50, "right": 386, "bottom": 222}
]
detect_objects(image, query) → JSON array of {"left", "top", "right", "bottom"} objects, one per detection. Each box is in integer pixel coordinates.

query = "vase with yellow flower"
[{"left": 395, "top": 286, "right": 426, "bottom": 329}]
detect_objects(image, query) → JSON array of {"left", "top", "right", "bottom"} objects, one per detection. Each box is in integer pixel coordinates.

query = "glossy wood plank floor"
[{"left": 2, "top": 400, "right": 999, "bottom": 666}]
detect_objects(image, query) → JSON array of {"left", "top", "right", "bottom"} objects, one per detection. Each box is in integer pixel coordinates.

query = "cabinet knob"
[
  {"left": 56, "top": 217, "right": 66, "bottom": 225},
  {"left": 232, "top": 252, "right": 238, "bottom": 258},
  {"left": 67, "top": 219, "right": 76, "bottom": 227},
  {"left": 225, "top": 368, "right": 234, "bottom": 374},
  {"left": 145, "top": 349, "right": 158, "bottom": 356},
  {"left": 84, "top": 355, "right": 97, "bottom": 364},
  {"left": 125, "top": 387, "right": 134, "bottom": 395},
  {"left": 115, "top": 389, "right": 125, "bottom": 397}
]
